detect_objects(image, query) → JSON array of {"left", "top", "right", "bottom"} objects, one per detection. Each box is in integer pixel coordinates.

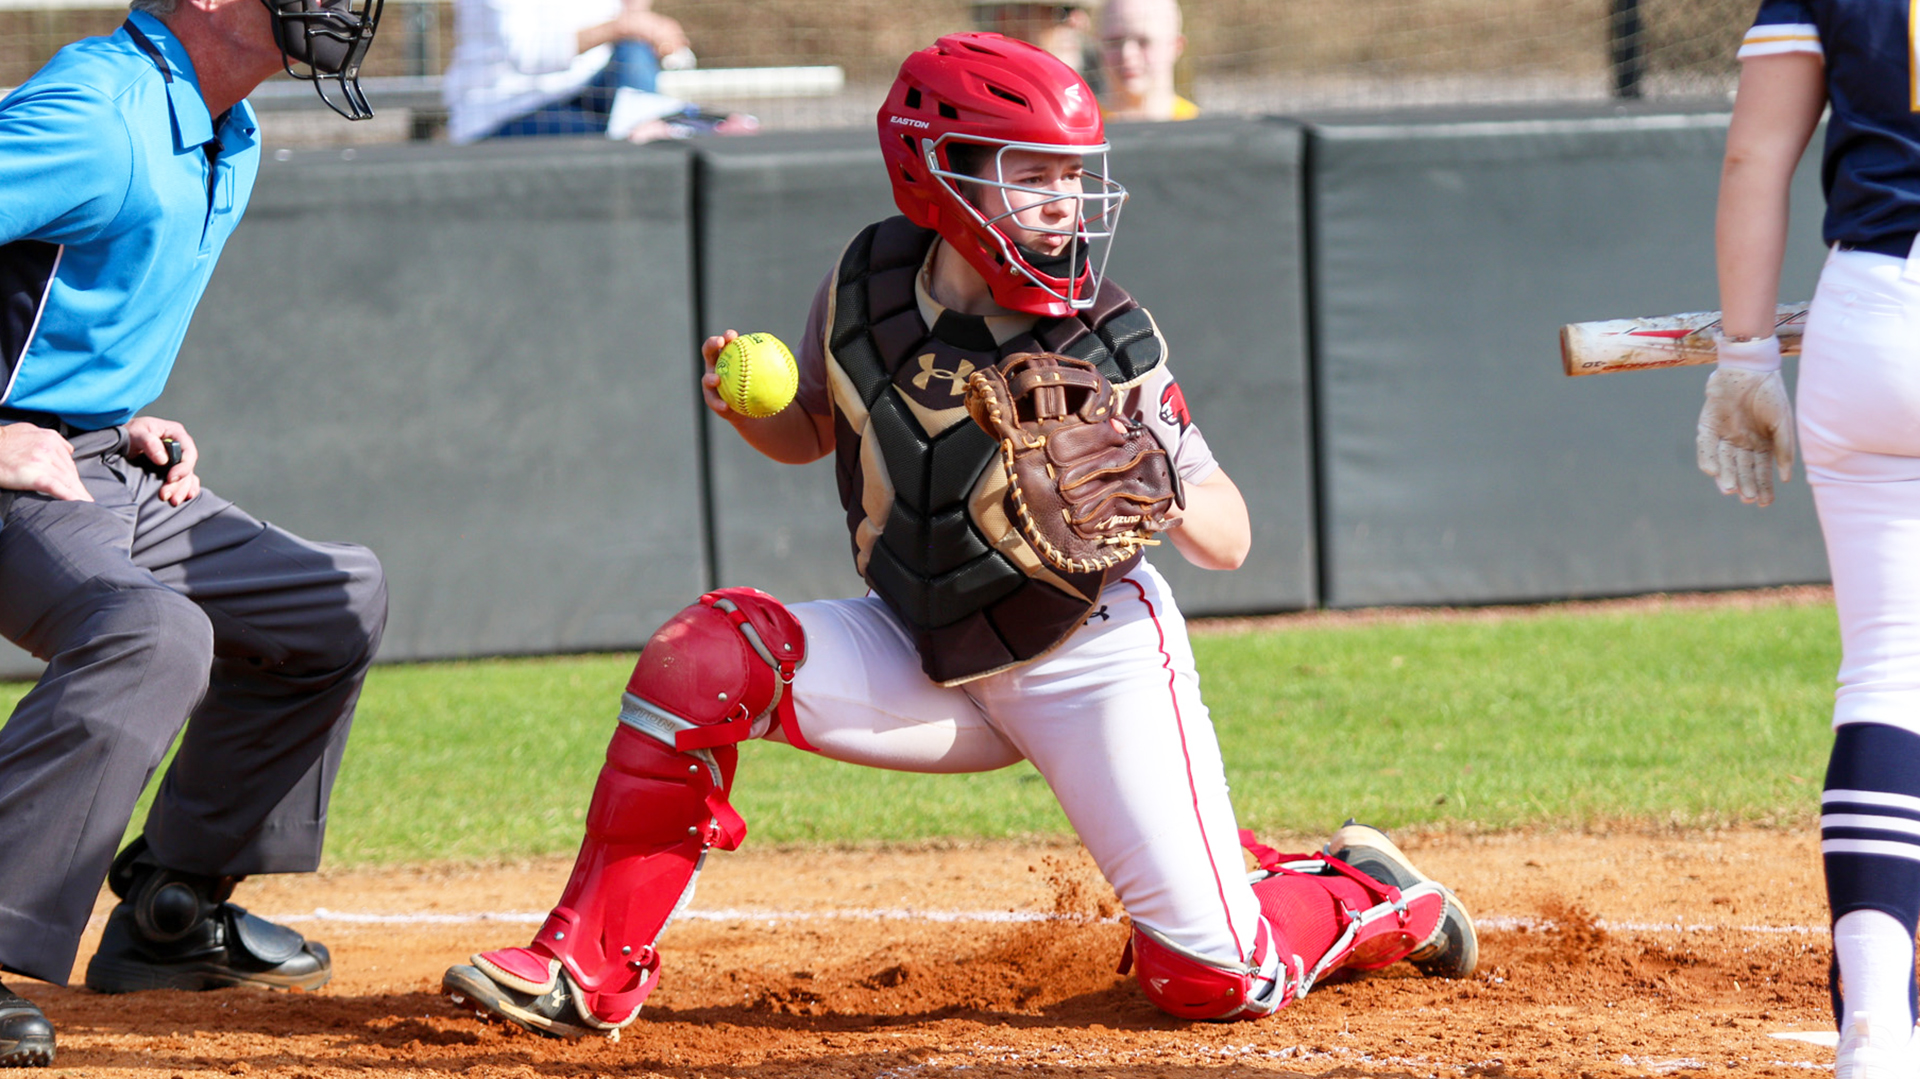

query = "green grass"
[
  {"left": 0, "top": 599, "right": 1842, "bottom": 866},
  {"left": 1204, "top": 603, "right": 1837, "bottom": 835}
]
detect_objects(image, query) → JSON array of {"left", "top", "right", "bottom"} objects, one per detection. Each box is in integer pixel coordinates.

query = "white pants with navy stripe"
[
  {"left": 777, "top": 560, "right": 1261, "bottom": 965},
  {"left": 1800, "top": 245, "right": 1920, "bottom": 737}
]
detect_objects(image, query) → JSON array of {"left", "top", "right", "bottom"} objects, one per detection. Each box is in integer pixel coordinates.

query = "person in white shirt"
[{"left": 442, "top": 0, "right": 690, "bottom": 144}]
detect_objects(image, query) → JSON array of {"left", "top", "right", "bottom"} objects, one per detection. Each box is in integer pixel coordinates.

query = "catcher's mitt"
[{"left": 965, "top": 352, "right": 1183, "bottom": 574}]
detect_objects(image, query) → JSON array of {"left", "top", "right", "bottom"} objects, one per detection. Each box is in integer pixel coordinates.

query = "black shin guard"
[{"left": 1821, "top": 722, "right": 1920, "bottom": 1028}]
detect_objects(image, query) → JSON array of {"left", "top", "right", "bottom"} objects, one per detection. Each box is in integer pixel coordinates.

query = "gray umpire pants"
[{"left": 0, "top": 426, "right": 387, "bottom": 985}]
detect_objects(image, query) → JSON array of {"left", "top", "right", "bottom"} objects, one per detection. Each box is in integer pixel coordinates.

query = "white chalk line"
[
  {"left": 1476, "top": 914, "right": 1824, "bottom": 935},
  {"left": 82, "top": 907, "right": 1112, "bottom": 931},
  {"left": 217, "top": 909, "right": 1827, "bottom": 935},
  {"left": 271, "top": 907, "right": 1099, "bottom": 926}
]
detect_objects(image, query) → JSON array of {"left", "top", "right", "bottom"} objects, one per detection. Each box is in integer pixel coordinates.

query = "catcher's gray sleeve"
[
  {"left": 1125, "top": 363, "right": 1219, "bottom": 485},
  {"left": 794, "top": 271, "right": 834, "bottom": 419}
]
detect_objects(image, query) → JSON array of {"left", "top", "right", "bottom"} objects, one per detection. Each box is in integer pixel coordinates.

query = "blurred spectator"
[
  {"left": 973, "top": 2, "right": 1103, "bottom": 92},
  {"left": 1099, "top": 0, "right": 1195, "bottom": 121},
  {"left": 443, "top": 0, "right": 752, "bottom": 144}
]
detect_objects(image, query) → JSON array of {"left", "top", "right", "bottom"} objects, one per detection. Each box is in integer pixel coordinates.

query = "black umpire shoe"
[
  {"left": 1323, "top": 820, "right": 1480, "bottom": 979},
  {"left": 83, "top": 837, "right": 331, "bottom": 994},
  {"left": 0, "top": 982, "right": 53, "bottom": 1067}
]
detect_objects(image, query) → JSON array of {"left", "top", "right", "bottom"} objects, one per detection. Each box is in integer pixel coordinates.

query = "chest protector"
[{"left": 823, "top": 216, "right": 1169, "bottom": 685}]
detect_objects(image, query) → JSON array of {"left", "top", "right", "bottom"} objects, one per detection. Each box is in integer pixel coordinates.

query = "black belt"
[
  {"left": 0, "top": 407, "right": 98, "bottom": 438},
  {"left": 1838, "top": 231, "right": 1917, "bottom": 258}
]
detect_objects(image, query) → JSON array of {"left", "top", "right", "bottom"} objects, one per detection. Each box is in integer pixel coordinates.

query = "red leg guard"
[
  {"left": 472, "top": 589, "right": 808, "bottom": 1031},
  {"left": 1248, "top": 850, "right": 1446, "bottom": 986},
  {"left": 1250, "top": 867, "right": 1349, "bottom": 965},
  {"left": 475, "top": 724, "right": 733, "bottom": 1028},
  {"left": 622, "top": 587, "right": 810, "bottom": 754},
  {"left": 1120, "top": 921, "right": 1283, "bottom": 1020},
  {"left": 1118, "top": 839, "right": 1452, "bottom": 1022}
]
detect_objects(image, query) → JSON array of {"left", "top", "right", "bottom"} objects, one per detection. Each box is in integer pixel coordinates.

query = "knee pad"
[{"left": 618, "top": 587, "right": 811, "bottom": 753}]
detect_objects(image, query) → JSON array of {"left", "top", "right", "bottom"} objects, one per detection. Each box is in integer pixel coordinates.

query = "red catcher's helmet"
[{"left": 878, "top": 33, "right": 1127, "bottom": 318}]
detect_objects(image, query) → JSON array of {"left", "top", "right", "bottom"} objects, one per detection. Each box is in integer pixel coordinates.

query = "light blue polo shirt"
[{"left": 0, "top": 11, "right": 260, "bottom": 430}]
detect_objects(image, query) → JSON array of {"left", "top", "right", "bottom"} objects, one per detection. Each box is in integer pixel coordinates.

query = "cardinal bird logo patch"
[{"left": 1159, "top": 382, "right": 1192, "bottom": 430}]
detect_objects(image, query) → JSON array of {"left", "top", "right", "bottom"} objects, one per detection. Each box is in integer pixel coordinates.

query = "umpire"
[{"left": 0, "top": 0, "right": 388, "bottom": 1067}]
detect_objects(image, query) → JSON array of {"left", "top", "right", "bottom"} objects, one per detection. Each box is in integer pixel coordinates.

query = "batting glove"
[{"left": 1696, "top": 334, "right": 1795, "bottom": 507}]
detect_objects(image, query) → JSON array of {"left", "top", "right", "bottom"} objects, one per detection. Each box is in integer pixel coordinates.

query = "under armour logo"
[
  {"left": 1085, "top": 605, "right": 1110, "bottom": 624},
  {"left": 911, "top": 354, "right": 975, "bottom": 397}
]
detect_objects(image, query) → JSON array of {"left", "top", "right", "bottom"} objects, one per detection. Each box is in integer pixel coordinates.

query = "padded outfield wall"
[
  {"left": 0, "top": 106, "right": 1833, "bottom": 677},
  {"left": 1305, "top": 104, "right": 1830, "bottom": 608}
]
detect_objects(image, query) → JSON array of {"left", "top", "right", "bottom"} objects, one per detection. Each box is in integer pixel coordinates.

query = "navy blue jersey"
[{"left": 1745, "top": 0, "right": 1920, "bottom": 253}]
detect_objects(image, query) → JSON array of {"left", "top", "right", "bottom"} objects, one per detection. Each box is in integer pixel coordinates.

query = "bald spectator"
[
  {"left": 1099, "top": 0, "right": 1195, "bottom": 121},
  {"left": 973, "top": 1, "right": 1102, "bottom": 91}
]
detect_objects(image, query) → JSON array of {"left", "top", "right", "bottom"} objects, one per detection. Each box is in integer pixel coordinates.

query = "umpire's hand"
[
  {"left": 0, "top": 423, "right": 90, "bottom": 502},
  {"left": 126, "top": 415, "right": 200, "bottom": 506}
]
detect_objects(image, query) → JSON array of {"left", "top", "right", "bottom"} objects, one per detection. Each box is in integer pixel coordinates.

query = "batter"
[
  {"left": 443, "top": 32, "right": 1477, "bottom": 1037},
  {"left": 1706, "top": 3, "right": 1920, "bottom": 1075}
]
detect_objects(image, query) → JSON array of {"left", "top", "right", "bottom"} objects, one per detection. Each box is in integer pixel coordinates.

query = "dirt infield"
[{"left": 35, "top": 827, "right": 1843, "bottom": 1078}]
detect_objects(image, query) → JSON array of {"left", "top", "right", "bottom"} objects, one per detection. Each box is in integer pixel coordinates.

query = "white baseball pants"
[
  {"left": 773, "top": 560, "right": 1263, "bottom": 966},
  {"left": 1799, "top": 243, "right": 1920, "bottom": 734}
]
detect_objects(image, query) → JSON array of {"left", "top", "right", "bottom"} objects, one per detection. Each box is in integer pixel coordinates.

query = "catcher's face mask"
[
  {"left": 259, "top": 0, "right": 384, "bottom": 120},
  {"left": 929, "top": 137, "right": 1127, "bottom": 315}
]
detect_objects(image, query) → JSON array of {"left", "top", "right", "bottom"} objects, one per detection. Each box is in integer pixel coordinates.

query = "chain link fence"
[{"left": 0, "top": 0, "right": 1758, "bottom": 145}]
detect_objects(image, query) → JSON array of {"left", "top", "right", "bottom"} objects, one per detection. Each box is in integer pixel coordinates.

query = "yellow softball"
[{"left": 713, "top": 332, "right": 798, "bottom": 419}]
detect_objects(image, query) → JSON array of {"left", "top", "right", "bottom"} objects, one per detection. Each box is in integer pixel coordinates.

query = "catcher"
[{"left": 442, "top": 31, "right": 1477, "bottom": 1036}]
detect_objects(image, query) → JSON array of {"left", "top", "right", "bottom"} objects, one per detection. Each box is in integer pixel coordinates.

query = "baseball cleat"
[
  {"left": 0, "top": 983, "right": 53, "bottom": 1068},
  {"left": 1323, "top": 820, "right": 1479, "bottom": 979},
  {"left": 1834, "top": 1012, "right": 1920, "bottom": 1079},
  {"left": 442, "top": 963, "right": 597, "bottom": 1040}
]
